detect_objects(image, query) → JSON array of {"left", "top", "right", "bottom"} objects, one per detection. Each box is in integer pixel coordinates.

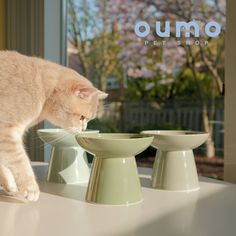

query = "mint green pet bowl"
[
  {"left": 37, "top": 129, "right": 99, "bottom": 184},
  {"left": 141, "top": 130, "right": 208, "bottom": 191},
  {"left": 76, "top": 133, "right": 153, "bottom": 205}
]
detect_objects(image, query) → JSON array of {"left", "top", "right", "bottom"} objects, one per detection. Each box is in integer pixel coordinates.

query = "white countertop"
[{"left": 0, "top": 162, "right": 235, "bottom": 236}]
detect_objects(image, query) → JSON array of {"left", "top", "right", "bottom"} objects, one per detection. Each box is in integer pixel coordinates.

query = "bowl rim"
[
  {"left": 75, "top": 133, "right": 154, "bottom": 141},
  {"left": 141, "top": 130, "right": 209, "bottom": 137},
  {"left": 37, "top": 128, "right": 99, "bottom": 134}
]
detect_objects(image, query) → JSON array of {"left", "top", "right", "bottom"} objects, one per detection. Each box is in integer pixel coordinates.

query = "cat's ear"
[
  {"left": 74, "top": 87, "right": 108, "bottom": 99},
  {"left": 97, "top": 90, "right": 108, "bottom": 100},
  {"left": 74, "top": 87, "right": 97, "bottom": 99}
]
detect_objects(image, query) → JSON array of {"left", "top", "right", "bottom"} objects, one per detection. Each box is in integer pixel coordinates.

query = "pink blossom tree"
[{"left": 108, "top": 0, "right": 225, "bottom": 157}]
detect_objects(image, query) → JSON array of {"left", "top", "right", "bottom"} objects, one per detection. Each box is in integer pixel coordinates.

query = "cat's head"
[{"left": 44, "top": 73, "right": 108, "bottom": 132}]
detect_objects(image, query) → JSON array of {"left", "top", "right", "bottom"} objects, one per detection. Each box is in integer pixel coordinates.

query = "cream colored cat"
[{"left": 0, "top": 51, "right": 107, "bottom": 201}]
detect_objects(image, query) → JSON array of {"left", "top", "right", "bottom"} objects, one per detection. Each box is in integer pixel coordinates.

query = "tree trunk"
[
  {"left": 205, "top": 137, "right": 215, "bottom": 158},
  {"left": 99, "top": 75, "right": 107, "bottom": 92},
  {"left": 186, "top": 45, "right": 216, "bottom": 159},
  {"left": 202, "top": 103, "right": 215, "bottom": 158}
]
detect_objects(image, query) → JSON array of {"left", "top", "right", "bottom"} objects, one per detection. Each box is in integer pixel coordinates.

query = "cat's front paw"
[
  {"left": 0, "top": 164, "right": 19, "bottom": 195},
  {"left": 17, "top": 178, "right": 40, "bottom": 201}
]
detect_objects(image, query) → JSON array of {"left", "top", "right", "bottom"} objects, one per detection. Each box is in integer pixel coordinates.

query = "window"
[{"left": 67, "top": 0, "right": 225, "bottom": 179}]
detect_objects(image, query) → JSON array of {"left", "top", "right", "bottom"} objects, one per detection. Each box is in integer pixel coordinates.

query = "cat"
[{"left": 0, "top": 51, "right": 107, "bottom": 201}]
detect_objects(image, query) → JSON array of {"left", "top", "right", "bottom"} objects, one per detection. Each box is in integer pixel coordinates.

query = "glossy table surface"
[{"left": 0, "top": 162, "right": 235, "bottom": 236}]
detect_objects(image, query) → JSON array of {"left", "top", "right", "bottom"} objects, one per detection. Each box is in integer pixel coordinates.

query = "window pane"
[{"left": 67, "top": 0, "right": 225, "bottom": 180}]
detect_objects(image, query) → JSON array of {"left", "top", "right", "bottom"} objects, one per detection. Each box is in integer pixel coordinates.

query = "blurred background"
[
  {"left": 0, "top": 0, "right": 226, "bottom": 180},
  {"left": 67, "top": 0, "right": 225, "bottom": 179}
]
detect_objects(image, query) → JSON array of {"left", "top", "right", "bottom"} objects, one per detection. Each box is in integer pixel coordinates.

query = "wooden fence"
[{"left": 103, "top": 99, "right": 224, "bottom": 156}]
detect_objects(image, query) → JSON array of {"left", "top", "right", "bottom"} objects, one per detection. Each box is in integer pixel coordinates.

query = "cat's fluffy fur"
[{"left": 0, "top": 51, "right": 107, "bottom": 201}]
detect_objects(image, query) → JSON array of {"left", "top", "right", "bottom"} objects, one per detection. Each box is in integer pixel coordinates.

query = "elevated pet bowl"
[
  {"left": 76, "top": 133, "right": 153, "bottom": 205},
  {"left": 141, "top": 130, "right": 208, "bottom": 191},
  {"left": 37, "top": 129, "right": 99, "bottom": 184}
]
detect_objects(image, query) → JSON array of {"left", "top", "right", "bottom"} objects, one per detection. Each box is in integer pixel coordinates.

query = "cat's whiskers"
[
  {"left": 33, "top": 132, "right": 71, "bottom": 150},
  {"left": 97, "top": 102, "right": 112, "bottom": 111},
  {"left": 51, "top": 133, "right": 70, "bottom": 147},
  {"left": 63, "top": 126, "right": 84, "bottom": 134}
]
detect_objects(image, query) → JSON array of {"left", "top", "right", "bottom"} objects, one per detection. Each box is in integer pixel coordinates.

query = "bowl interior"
[
  {"left": 37, "top": 129, "right": 99, "bottom": 146},
  {"left": 76, "top": 133, "right": 154, "bottom": 157},
  {"left": 141, "top": 130, "right": 209, "bottom": 150}
]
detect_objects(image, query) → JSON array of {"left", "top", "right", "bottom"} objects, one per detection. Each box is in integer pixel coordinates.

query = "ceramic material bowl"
[
  {"left": 141, "top": 130, "right": 209, "bottom": 191},
  {"left": 76, "top": 133, "right": 154, "bottom": 205},
  {"left": 37, "top": 129, "right": 99, "bottom": 184}
]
